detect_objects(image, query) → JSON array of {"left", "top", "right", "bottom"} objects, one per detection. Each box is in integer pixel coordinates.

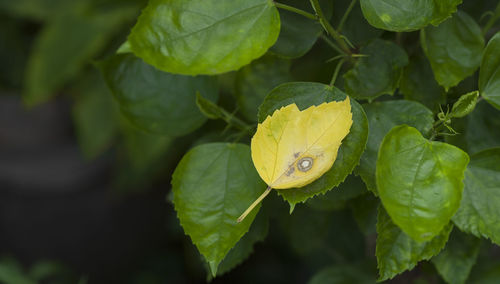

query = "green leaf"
[
  {"left": 195, "top": 92, "right": 224, "bottom": 120},
  {"left": 376, "top": 206, "right": 453, "bottom": 282},
  {"left": 23, "top": 3, "right": 140, "bottom": 106},
  {"left": 464, "top": 101, "right": 500, "bottom": 154},
  {"left": 308, "top": 264, "right": 374, "bottom": 284},
  {"left": 258, "top": 82, "right": 368, "bottom": 209},
  {"left": 172, "top": 143, "right": 266, "bottom": 276},
  {"left": 333, "top": 1, "right": 382, "bottom": 47},
  {"left": 99, "top": 53, "right": 219, "bottom": 136},
  {"left": 343, "top": 39, "right": 409, "bottom": 100},
  {"left": 400, "top": 55, "right": 446, "bottom": 112},
  {"left": 128, "top": 0, "right": 280, "bottom": 75},
  {"left": 421, "top": 11, "right": 484, "bottom": 91},
  {"left": 216, "top": 210, "right": 269, "bottom": 276},
  {"left": 479, "top": 32, "right": 500, "bottom": 110},
  {"left": 432, "top": 229, "right": 481, "bottom": 284},
  {"left": 450, "top": 91, "right": 479, "bottom": 118},
  {"left": 72, "top": 72, "right": 119, "bottom": 160},
  {"left": 452, "top": 148, "right": 500, "bottom": 246},
  {"left": 360, "top": 0, "right": 462, "bottom": 32},
  {"left": 269, "top": 0, "right": 331, "bottom": 58},
  {"left": 307, "top": 174, "right": 367, "bottom": 211},
  {"left": 235, "top": 55, "right": 292, "bottom": 121},
  {"left": 355, "top": 100, "right": 434, "bottom": 194},
  {"left": 376, "top": 125, "right": 469, "bottom": 242}
]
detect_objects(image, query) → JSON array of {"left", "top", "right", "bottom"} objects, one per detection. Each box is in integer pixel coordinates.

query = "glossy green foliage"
[
  {"left": 479, "top": 32, "right": 500, "bottom": 109},
  {"left": 308, "top": 264, "right": 373, "bottom": 284},
  {"left": 377, "top": 125, "right": 469, "bottom": 241},
  {"left": 172, "top": 143, "right": 265, "bottom": 275},
  {"left": 128, "top": 0, "right": 280, "bottom": 75},
  {"left": 450, "top": 91, "right": 479, "bottom": 118},
  {"left": 258, "top": 82, "right": 368, "bottom": 208},
  {"left": 421, "top": 11, "right": 484, "bottom": 90},
  {"left": 452, "top": 148, "right": 500, "bottom": 245},
  {"left": 356, "top": 101, "right": 434, "bottom": 194},
  {"left": 99, "top": 54, "right": 218, "bottom": 136},
  {"left": 376, "top": 207, "right": 453, "bottom": 281},
  {"left": 360, "top": 0, "right": 462, "bottom": 32},
  {"left": 344, "top": 39, "right": 408, "bottom": 100},
  {"left": 400, "top": 55, "right": 445, "bottom": 112},
  {"left": 432, "top": 229, "right": 482, "bottom": 284},
  {"left": 333, "top": 1, "right": 382, "bottom": 47},
  {"left": 235, "top": 55, "right": 292, "bottom": 121},
  {"left": 270, "top": 0, "right": 331, "bottom": 58},
  {"left": 23, "top": 2, "right": 140, "bottom": 106}
]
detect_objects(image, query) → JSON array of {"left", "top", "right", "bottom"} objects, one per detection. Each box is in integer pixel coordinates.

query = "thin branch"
[
  {"left": 337, "top": 0, "right": 357, "bottom": 32},
  {"left": 274, "top": 2, "right": 317, "bottom": 20},
  {"left": 330, "top": 58, "right": 346, "bottom": 86},
  {"left": 310, "top": 0, "right": 352, "bottom": 55}
]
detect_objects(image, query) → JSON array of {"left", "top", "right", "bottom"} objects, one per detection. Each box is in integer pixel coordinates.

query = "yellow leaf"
[
  {"left": 237, "top": 98, "right": 353, "bottom": 222},
  {"left": 251, "top": 98, "right": 353, "bottom": 189}
]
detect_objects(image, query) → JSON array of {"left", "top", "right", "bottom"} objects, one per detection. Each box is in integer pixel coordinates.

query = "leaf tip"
[{"left": 208, "top": 260, "right": 219, "bottom": 278}]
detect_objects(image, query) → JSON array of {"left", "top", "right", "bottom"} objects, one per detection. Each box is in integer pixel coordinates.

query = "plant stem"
[
  {"left": 321, "top": 34, "right": 347, "bottom": 55},
  {"left": 330, "top": 58, "right": 346, "bottom": 86},
  {"left": 237, "top": 186, "right": 272, "bottom": 223},
  {"left": 218, "top": 108, "right": 253, "bottom": 135},
  {"left": 337, "top": 0, "right": 357, "bottom": 32},
  {"left": 309, "top": 0, "right": 352, "bottom": 55},
  {"left": 482, "top": 2, "right": 500, "bottom": 35},
  {"left": 274, "top": 2, "right": 317, "bottom": 20}
]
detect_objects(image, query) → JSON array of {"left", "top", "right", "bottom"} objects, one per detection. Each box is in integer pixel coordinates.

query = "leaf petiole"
[
  {"left": 274, "top": 2, "right": 317, "bottom": 20},
  {"left": 237, "top": 186, "right": 272, "bottom": 223},
  {"left": 310, "top": 0, "right": 352, "bottom": 55},
  {"left": 337, "top": 0, "right": 357, "bottom": 32},
  {"left": 330, "top": 58, "right": 346, "bottom": 86}
]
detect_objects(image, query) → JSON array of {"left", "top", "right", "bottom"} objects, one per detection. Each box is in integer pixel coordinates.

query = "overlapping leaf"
[
  {"left": 99, "top": 53, "right": 219, "bottom": 136},
  {"left": 258, "top": 82, "right": 368, "bottom": 208},
  {"left": 421, "top": 11, "right": 484, "bottom": 90},
  {"left": 479, "top": 32, "right": 500, "bottom": 110},
  {"left": 377, "top": 125, "right": 469, "bottom": 241},
  {"left": 452, "top": 148, "right": 500, "bottom": 245},
  {"left": 356, "top": 100, "right": 434, "bottom": 194},
  {"left": 376, "top": 206, "right": 453, "bottom": 281},
  {"left": 252, "top": 98, "right": 353, "bottom": 189},
  {"left": 172, "top": 143, "right": 266, "bottom": 276},
  {"left": 343, "top": 39, "right": 408, "bottom": 100},
  {"left": 128, "top": 0, "right": 280, "bottom": 75},
  {"left": 432, "top": 229, "right": 481, "bottom": 284},
  {"left": 360, "top": 0, "right": 462, "bottom": 32}
]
